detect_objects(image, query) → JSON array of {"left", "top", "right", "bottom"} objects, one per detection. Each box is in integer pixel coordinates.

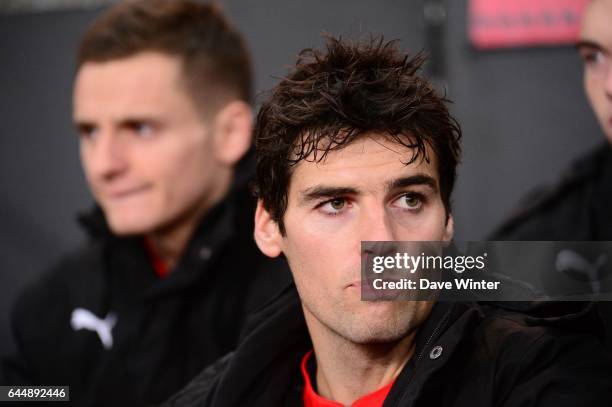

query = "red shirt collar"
[
  {"left": 143, "top": 237, "right": 170, "bottom": 278},
  {"left": 301, "top": 350, "right": 394, "bottom": 407}
]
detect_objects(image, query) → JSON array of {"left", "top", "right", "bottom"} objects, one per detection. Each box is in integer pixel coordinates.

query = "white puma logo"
[
  {"left": 70, "top": 308, "right": 117, "bottom": 350},
  {"left": 556, "top": 250, "right": 608, "bottom": 294}
]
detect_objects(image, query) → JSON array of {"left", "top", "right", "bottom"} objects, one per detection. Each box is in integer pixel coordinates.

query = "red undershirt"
[
  {"left": 301, "top": 350, "right": 395, "bottom": 407},
  {"left": 143, "top": 237, "right": 170, "bottom": 278}
]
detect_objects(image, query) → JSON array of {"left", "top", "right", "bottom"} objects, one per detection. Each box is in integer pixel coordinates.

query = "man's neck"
[
  {"left": 305, "top": 312, "right": 416, "bottom": 406},
  {"left": 145, "top": 220, "right": 199, "bottom": 271},
  {"left": 143, "top": 171, "right": 234, "bottom": 271}
]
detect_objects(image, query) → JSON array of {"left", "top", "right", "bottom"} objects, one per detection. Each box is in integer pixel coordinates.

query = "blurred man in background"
[
  {"left": 1, "top": 0, "right": 288, "bottom": 405},
  {"left": 493, "top": 0, "right": 612, "bottom": 240},
  {"left": 491, "top": 0, "right": 612, "bottom": 347}
]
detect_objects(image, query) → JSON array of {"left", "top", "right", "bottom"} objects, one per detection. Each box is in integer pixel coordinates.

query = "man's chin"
[
  {"left": 336, "top": 306, "right": 417, "bottom": 344},
  {"left": 342, "top": 322, "right": 412, "bottom": 346},
  {"left": 105, "top": 215, "right": 160, "bottom": 236}
]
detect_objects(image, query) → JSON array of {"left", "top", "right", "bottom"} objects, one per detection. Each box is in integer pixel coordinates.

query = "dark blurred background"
[{"left": 0, "top": 0, "right": 601, "bottom": 354}]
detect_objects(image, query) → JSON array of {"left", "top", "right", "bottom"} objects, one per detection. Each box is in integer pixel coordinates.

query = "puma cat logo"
[
  {"left": 70, "top": 308, "right": 117, "bottom": 350},
  {"left": 556, "top": 250, "right": 608, "bottom": 294}
]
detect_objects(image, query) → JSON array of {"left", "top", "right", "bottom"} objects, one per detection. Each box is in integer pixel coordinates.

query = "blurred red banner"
[{"left": 469, "top": 0, "right": 589, "bottom": 49}]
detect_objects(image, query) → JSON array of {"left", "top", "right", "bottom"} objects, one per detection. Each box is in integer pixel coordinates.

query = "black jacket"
[
  {"left": 162, "top": 284, "right": 612, "bottom": 407},
  {"left": 491, "top": 143, "right": 612, "bottom": 349},
  {"left": 492, "top": 143, "right": 612, "bottom": 240},
  {"left": 1, "top": 184, "right": 291, "bottom": 406}
]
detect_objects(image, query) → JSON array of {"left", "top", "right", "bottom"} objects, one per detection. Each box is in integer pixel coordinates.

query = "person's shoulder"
[
  {"left": 491, "top": 143, "right": 612, "bottom": 240},
  {"left": 477, "top": 301, "right": 605, "bottom": 347},
  {"left": 160, "top": 352, "right": 234, "bottom": 407},
  {"left": 11, "top": 241, "right": 106, "bottom": 334},
  {"left": 19, "top": 242, "right": 103, "bottom": 296},
  {"left": 478, "top": 303, "right": 611, "bottom": 390},
  {"left": 473, "top": 302, "right": 612, "bottom": 404}
]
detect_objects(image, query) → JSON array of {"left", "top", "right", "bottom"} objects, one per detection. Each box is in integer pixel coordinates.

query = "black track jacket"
[
  {"left": 1, "top": 184, "right": 291, "bottom": 406},
  {"left": 162, "top": 284, "right": 612, "bottom": 407}
]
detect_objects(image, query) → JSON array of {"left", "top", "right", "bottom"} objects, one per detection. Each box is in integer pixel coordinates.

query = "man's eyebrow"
[
  {"left": 297, "top": 175, "right": 437, "bottom": 205},
  {"left": 576, "top": 39, "right": 604, "bottom": 51},
  {"left": 117, "top": 116, "right": 161, "bottom": 127},
  {"left": 73, "top": 119, "right": 95, "bottom": 131},
  {"left": 73, "top": 116, "right": 160, "bottom": 129},
  {"left": 385, "top": 175, "right": 437, "bottom": 192},
  {"left": 298, "top": 186, "right": 361, "bottom": 205}
]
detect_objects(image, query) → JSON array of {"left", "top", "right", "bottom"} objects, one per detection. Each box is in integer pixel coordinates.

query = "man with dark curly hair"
[{"left": 163, "top": 37, "right": 612, "bottom": 407}]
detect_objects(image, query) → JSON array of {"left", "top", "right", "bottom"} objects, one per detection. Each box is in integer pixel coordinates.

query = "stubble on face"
[{"left": 280, "top": 135, "right": 449, "bottom": 346}]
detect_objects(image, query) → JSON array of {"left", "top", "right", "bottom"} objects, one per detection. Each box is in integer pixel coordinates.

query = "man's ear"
[
  {"left": 254, "top": 200, "right": 283, "bottom": 258},
  {"left": 443, "top": 214, "right": 454, "bottom": 242},
  {"left": 212, "top": 100, "right": 253, "bottom": 166}
]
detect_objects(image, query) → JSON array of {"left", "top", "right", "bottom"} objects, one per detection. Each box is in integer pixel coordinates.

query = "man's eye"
[
  {"left": 580, "top": 49, "right": 606, "bottom": 66},
  {"left": 319, "top": 198, "right": 348, "bottom": 215},
  {"left": 394, "top": 193, "right": 423, "bottom": 211},
  {"left": 128, "top": 122, "right": 154, "bottom": 138},
  {"left": 78, "top": 126, "right": 98, "bottom": 141},
  {"left": 329, "top": 199, "right": 345, "bottom": 210}
]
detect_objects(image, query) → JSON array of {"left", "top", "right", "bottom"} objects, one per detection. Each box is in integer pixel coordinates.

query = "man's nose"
[
  {"left": 86, "top": 132, "right": 128, "bottom": 180},
  {"left": 360, "top": 207, "right": 396, "bottom": 243},
  {"left": 359, "top": 208, "right": 403, "bottom": 261}
]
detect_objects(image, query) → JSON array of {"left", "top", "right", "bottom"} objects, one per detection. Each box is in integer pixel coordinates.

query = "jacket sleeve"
[
  {"left": 0, "top": 263, "right": 74, "bottom": 386},
  {"left": 499, "top": 331, "right": 612, "bottom": 406},
  {"left": 1, "top": 292, "right": 37, "bottom": 385}
]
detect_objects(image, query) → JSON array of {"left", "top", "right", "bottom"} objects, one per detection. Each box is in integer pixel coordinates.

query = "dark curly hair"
[{"left": 255, "top": 36, "right": 462, "bottom": 234}]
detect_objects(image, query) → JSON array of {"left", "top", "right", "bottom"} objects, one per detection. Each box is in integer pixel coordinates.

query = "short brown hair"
[
  {"left": 77, "top": 0, "right": 252, "bottom": 112},
  {"left": 254, "top": 36, "right": 462, "bottom": 234}
]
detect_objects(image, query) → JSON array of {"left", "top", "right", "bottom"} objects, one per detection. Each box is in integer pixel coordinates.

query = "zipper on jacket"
[{"left": 390, "top": 305, "right": 454, "bottom": 407}]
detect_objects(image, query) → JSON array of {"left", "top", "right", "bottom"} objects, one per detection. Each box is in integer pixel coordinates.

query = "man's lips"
[
  {"left": 348, "top": 280, "right": 364, "bottom": 288},
  {"left": 348, "top": 279, "right": 378, "bottom": 296},
  {"left": 106, "top": 185, "right": 151, "bottom": 199},
  {"left": 348, "top": 277, "right": 408, "bottom": 300}
]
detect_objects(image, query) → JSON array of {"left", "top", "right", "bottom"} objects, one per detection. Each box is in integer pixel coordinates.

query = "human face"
[
  {"left": 258, "top": 136, "right": 453, "bottom": 345},
  {"left": 74, "top": 52, "right": 228, "bottom": 236},
  {"left": 578, "top": 0, "right": 612, "bottom": 143}
]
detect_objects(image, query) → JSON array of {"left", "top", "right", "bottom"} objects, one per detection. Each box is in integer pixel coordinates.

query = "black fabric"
[
  {"left": 0, "top": 183, "right": 291, "bottom": 407},
  {"left": 490, "top": 142, "right": 612, "bottom": 349},
  {"left": 161, "top": 284, "right": 612, "bottom": 407},
  {"left": 491, "top": 143, "right": 612, "bottom": 241}
]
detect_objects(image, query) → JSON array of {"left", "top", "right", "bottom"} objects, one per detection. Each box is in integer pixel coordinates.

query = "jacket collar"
[
  {"left": 211, "top": 284, "right": 484, "bottom": 407},
  {"left": 214, "top": 282, "right": 605, "bottom": 407},
  {"left": 77, "top": 185, "right": 243, "bottom": 299}
]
